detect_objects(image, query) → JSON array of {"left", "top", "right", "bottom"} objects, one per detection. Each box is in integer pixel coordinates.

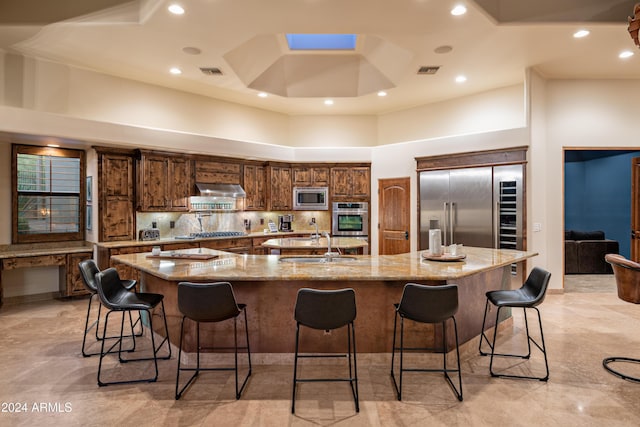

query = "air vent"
[
  {"left": 200, "top": 67, "right": 223, "bottom": 76},
  {"left": 417, "top": 66, "right": 440, "bottom": 75}
]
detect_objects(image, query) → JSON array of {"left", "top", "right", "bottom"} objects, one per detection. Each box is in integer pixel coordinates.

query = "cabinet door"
[
  {"left": 169, "top": 157, "right": 191, "bottom": 210},
  {"left": 351, "top": 167, "right": 370, "bottom": 198},
  {"left": 140, "top": 155, "right": 170, "bottom": 211},
  {"left": 100, "top": 153, "right": 135, "bottom": 241},
  {"left": 270, "top": 166, "right": 292, "bottom": 210},
  {"left": 293, "top": 167, "right": 312, "bottom": 187},
  {"left": 330, "top": 167, "right": 352, "bottom": 199},
  {"left": 244, "top": 164, "right": 266, "bottom": 211},
  {"left": 312, "top": 167, "right": 330, "bottom": 186},
  {"left": 66, "top": 252, "right": 93, "bottom": 297}
]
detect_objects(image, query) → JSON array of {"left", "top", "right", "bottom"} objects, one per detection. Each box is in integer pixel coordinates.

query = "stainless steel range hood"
[{"left": 195, "top": 183, "right": 246, "bottom": 198}]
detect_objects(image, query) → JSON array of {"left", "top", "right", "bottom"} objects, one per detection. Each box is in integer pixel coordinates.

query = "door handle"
[{"left": 404, "top": 231, "right": 409, "bottom": 240}]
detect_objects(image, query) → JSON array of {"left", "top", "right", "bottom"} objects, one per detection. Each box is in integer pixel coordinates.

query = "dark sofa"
[{"left": 565, "top": 230, "right": 619, "bottom": 274}]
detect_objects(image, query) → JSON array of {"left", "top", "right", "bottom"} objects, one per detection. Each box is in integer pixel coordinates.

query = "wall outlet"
[
  {"left": 169, "top": 221, "right": 175, "bottom": 229},
  {"left": 260, "top": 218, "right": 264, "bottom": 225},
  {"left": 152, "top": 221, "right": 157, "bottom": 229},
  {"left": 311, "top": 217, "right": 316, "bottom": 223},
  {"left": 533, "top": 222, "right": 542, "bottom": 232}
]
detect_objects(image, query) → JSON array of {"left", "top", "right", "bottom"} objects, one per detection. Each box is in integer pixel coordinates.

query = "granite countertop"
[
  {"left": 96, "top": 230, "right": 326, "bottom": 249},
  {"left": 261, "top": 236, "right": 367, "bottom": 249},
  {"left": 0, "top": 243, "right": 94, "bottom": 259},
  {"left": 111, "top": 246, "right": 536, "bottom": 282}
]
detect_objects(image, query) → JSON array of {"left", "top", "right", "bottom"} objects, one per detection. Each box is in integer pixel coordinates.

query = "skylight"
[{"left": 286, "top": 34, "right": 357, "bottom": 50}]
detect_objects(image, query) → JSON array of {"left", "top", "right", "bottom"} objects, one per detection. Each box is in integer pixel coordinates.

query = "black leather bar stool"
[
  {"left": 175, "top": 282, "right": 252, "bottom": 400},
  {"left": 479, "top": 267, "right": 551, "bottom": 381},
  {"left": 94, "top": 268, "right": 171, "bottom": 386},
  {"left": 603, "top": 254, "right": 640, "bottom": 383},
  {"left": 78, "top": 259, "right": 141, "bottom": 357},
  {"left": 390, "top": 283, "right": 463, "bottom": 401},
  {"left": 291, "top": 288, "right": 359, "bottom": 414}
]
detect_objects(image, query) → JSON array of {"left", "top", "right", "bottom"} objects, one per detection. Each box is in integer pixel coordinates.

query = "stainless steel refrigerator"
[{"left": 419, "top": 164, "right": 524, "bottom": 256}]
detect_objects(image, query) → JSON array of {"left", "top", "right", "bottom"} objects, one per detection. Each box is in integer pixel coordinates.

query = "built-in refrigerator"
[{"left": 419, "top": 164, "right": 524, "bottom": 275}]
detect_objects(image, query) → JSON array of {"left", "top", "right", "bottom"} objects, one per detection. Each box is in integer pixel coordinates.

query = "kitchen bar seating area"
[{"left": 1, "top": 272, "right": 639, "bottom": 425}]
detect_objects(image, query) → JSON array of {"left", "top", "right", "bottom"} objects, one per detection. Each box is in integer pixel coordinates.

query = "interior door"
[
  {"left": 379, "top": 177, "right": 410, "bottom": 255},
  {"left": 631, "top": 157, "right": 640, "bottom": 262}
]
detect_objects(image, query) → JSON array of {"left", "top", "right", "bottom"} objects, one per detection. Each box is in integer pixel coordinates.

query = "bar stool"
[
  {"left": 603, "top": 254, "right": 640, "bottom": 383},
  {"left": 390, "top": 283, "right": 463, "bottom": 401},
  {"left": 78, "top": 259, "right": 141, "bottom": 357},
  {"left": 175, "top": 282, "right": 252, "bottom": 400},
  {"left": 94, "top": 268, "right": 171, "bottom": 386},
  {"left": 479, "top": 267, "right": 551, "bottom": 381},
  {"left": 291, "top": 288, "right": 359, "bottom": 414}
]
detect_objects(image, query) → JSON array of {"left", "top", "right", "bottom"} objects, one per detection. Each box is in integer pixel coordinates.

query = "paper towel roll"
[{"left": 429, "top": 229, "right": 442, "bottom": 255}]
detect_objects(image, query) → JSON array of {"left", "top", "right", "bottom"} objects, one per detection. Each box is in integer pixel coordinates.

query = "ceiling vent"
[
  {"left": 417, "top": 66, "right": 440, "bottom": 75},
  {"left": 200, "top": 67, "right": 223, "bottom": 76}
]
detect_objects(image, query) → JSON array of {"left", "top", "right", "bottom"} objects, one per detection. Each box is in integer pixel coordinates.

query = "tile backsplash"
[{"left": 137, "top": 211, "right": 330, "bottom": 239}]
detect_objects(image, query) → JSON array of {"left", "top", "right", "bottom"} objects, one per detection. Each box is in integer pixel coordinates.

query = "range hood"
[{"left": 195, "top": 183, "right": 246, "bottom": 198}]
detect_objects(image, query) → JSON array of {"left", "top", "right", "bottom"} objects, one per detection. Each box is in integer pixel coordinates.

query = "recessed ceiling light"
[
  {"left": 434, "top": 45, "right": 453, "bottom": 54},
  {"left": 182, "top": 46, "right": 201, "bottom": 55},
  {"left": 169, "top": 67, "right": 182, "bottom": 75},
  {"left": 451, "top": 5, "right": 467, "bottom": 16},
  {"left": 168, "top": 4, "right": 185, "bottom": 15},
  {"left": 258, "top": 92, "right": 268, "bottom": 98},
  {"left": 455, "top": 75, "right": 467, "bottom": 83},
  {"left": 573, "top": 30, "right": 590, "bottom": 38},
  {"left": 324, "top": 99, "right": 334, "bottom": 106},
  {"left": 377, "top": 91, "right": 387, "bottom": 97},
  {"left": 619, "top": 50, "right": 634, "bottom": 59}
]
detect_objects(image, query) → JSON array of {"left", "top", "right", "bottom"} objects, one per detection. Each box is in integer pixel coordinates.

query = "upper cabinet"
[
  {"left": 330, "top": 166, "right": 371, "bottom": 201},
  {"left": 243, "top": 163, "right": 266, "bottom": 211},
  {"left": 195, "top": 159, "right": 242, "bottom": 185},
  {"left": 292, "top": 166, "right": 330, "bottom": 187},
  {"left": 137, "top": 151, "right": 192, "bottom": 212},
  {"left": 96, "top": 148, "right": 136, "bottom": 242},
  {"left": 268, "top": 165, "right": 292, "bottom": 210}
]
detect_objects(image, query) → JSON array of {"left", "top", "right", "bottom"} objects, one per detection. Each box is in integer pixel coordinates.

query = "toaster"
[{"left": 139, "top": 228, "right": 160, "bottom": 241}]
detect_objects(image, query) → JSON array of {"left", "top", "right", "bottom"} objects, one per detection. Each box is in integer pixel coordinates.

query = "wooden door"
[
  {"left": 379, "top": 177, "right": 411, "bottom": 255},
  {"left": 631, "top": 157, "right": 640, "bottom": 261}
]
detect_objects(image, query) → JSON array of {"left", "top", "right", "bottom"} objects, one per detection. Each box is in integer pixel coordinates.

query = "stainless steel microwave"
[{"left": 293, "top": 187, "right": 328, "bottom": 210}]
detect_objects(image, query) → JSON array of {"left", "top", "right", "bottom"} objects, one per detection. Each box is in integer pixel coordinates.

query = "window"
[
  {"left": 285, "top": 34, "right": 357, "bottom": 50},
  {"left": 12, "top": 144, "right": 85, "bottom": 243}
]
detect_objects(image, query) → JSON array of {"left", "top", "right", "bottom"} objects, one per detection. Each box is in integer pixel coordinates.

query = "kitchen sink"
[{"left": 279, "top": 256, "right": 357, "bottom": 263}]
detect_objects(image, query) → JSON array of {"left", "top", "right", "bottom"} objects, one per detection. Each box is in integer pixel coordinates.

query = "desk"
[{"left": 0, "top": 245, "right": 94, "bottom": 305}]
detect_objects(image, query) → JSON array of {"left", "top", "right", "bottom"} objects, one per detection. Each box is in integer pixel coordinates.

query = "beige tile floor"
[{"left": 1, "top": 274, "right": 639, "bottom": 426}]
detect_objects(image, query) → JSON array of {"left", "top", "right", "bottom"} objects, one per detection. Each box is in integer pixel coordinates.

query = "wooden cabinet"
[
  {"left": 243, "top": 163, "right": 267, "bottom": 211},
  {"left": 269, "top": 165, "right": 292, "bottom": 210},
  {"left": 138, "top": 151, "right": 192, "bottom": 212},
  {"left": 195, "top": 160, "right": 242, "bottom": 185},
  {"left": 292, "top": 166, "right": 330, "bottom": 187},
  {"left": 330, "top": 166, "right": 371, "bottom": 200},
  {"left": 96, "top": 149, "right": 136, "bottom": 242},
  {"left": 200, "top": 238, "right": 251, "bottom": 253},
  {"left": 66, "top": 252, "right": 94, "bottom": 296}
]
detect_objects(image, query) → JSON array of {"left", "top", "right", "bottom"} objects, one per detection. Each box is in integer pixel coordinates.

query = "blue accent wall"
[{"left": 565, "top": 151, "right": 640, "bottom": 258}]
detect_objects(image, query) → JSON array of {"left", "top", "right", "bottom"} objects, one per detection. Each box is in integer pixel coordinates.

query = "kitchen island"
[{"left": 111, "top": 247, "right": 536, "bottom": 353}]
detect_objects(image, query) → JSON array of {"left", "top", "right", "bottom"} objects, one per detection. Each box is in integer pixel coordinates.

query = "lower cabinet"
[{"left": 66, "top": 252, "right": 94, "bottom": 297}]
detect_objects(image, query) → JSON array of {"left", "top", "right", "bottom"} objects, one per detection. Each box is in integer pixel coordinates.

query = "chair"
[
  {"left": 603, "top": 254, "right": 640, "bottom": 383},
  {"left": 175, "top": 282, "right": 252, "bottom": 400},
  {"left": 479, "top": 267, "right": 551, "bottom": 381},
  {"left": 78, "top": 259, "right": 141, "bottom": 357},
  {"left": 291, "top": 288, "right": 359, "bottom": 414},
  {"left": 94, "top": 267, "right": 171, "bottom": 386},
  {"left": 390, "top": 283, "right": 463, "bottom": 401}
]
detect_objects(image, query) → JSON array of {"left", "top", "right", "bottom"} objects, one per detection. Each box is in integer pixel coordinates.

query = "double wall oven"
[{"left": 332, "top": 202, "right": 369, "bottom": 254}]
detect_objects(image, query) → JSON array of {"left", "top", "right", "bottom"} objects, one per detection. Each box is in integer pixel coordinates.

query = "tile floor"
[{"left": 1, "top": 274, "right": 639, "bottom": 426}]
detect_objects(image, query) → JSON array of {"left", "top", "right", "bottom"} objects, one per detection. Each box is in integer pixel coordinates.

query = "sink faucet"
[
  {"left": 323, "top": 231, "right": 339, "bottom": 258},
  {"left": 310, "top": 220, "right": 319, "bottom": 240}
]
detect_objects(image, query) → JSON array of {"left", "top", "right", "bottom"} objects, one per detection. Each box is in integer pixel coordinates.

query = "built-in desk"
[{"left": 0, "top": 244, "right": 94, "bottom": 306}]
